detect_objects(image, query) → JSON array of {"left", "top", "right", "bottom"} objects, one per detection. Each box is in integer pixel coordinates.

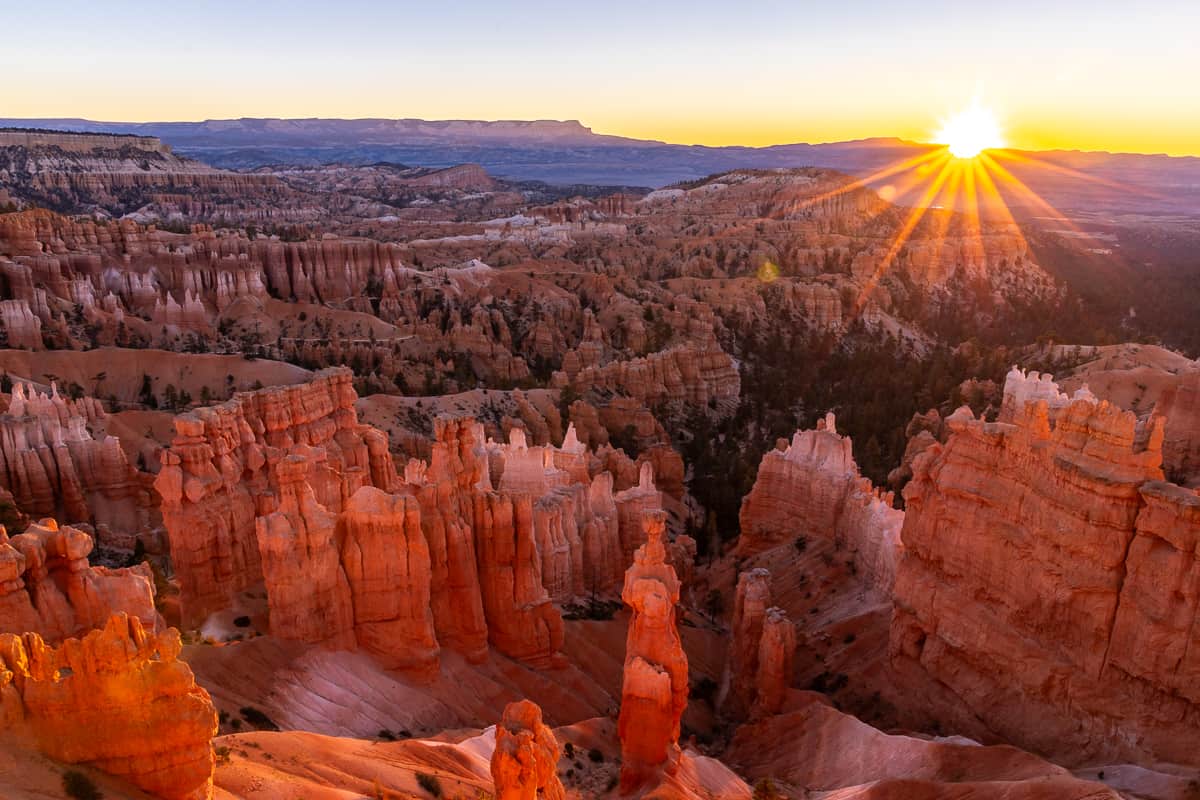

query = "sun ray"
[
  {"left": 988, "top": 148, "right": 1158, "bottom": 198},
  {"left": 971, "top": 157, "right": 1031, "bottom": 254},
  {"left": 848, "top": 157, "right": 956, "bottom": 319},
  {"left": 979, "top": 152, "right": 1101, "bottom": 241},
  {"left": 790, "top": 148, "right": 948, "bottom": 213}
]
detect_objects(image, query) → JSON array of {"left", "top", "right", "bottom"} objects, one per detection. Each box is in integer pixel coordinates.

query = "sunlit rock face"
[
  {"left": 891, "top": 383, "right": 1200, "bottom": 765},
  {"left": 618, "top": 510, "right": 689, "bottom": 793},
  {"left": 0, "top": 613, "right": 218, "bottom": 800},
  {"left": 738, "top": 412, "right": 903, "bottom": 592},
  {"left": 490, "top": 700, "right": 566, "bottom": 800},
  {"left": 336, "top": 486, "right": 439, "bottom": 678},
  {"left": 0, "top": 518, "right": 159, "bottom": 641},
  {"left": 154, "top": 367, "right": 395, "bottom": 627}
]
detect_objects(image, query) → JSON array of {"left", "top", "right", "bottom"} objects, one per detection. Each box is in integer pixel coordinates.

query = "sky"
[{"left": 3, "top": 0, "right": 1198, "bottom": 156}]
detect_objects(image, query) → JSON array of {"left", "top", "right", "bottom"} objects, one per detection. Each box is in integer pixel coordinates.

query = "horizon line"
[{"left": 3, "top": 115, "right": 1198, "bottom": 161}]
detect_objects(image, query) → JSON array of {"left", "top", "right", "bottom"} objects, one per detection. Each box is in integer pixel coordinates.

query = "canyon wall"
[
  {"left": 155, "top": 367, "right": 394, "bottom": 627},
  {"left": 891, "top": 388, "right": 1200, "bottom": 765},
  {"left": 156, "top": 370, "right": 693, "bottom": 676}
]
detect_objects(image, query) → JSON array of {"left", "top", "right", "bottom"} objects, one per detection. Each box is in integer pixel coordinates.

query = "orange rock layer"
[
  {"left": 891, "top": 391, "right": 1200, "bottom": 765},
  {"left": 490, "top": 700, "right": 565, "bottom": 800},
  {"left": 738, "top": 412, "right": 902, "bottom": 592},
  {"left": 0, "top": 613, "right": 218, "bottom": 799},
  {"left": 0, "top": 518, "right": 159, "bottom": 641}
]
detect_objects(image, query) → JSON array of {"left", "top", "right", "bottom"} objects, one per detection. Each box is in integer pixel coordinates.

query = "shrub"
[
  {"left": 233, "top": 616, "right": 251, "bottom": 628},
  {"left": 378, "top": 729, "right": 396, "bottom": 741},
  {"left": 587, "top": 748, "right": 604, "bottom": 763},
  {"left": 239, "top": 706, "right": 279, "bottom": 731},
  {"left": 416, "top": 772, "right": 443, "bottom": 797},
  {"left": 62, "top": 770, "right": 102, "bottom": 800},
  {"left": 691, "top": 676, "right": 719, "bottom": 704},
  {"left": 563, "top": 741, "right": 575, "bottom": 759}
]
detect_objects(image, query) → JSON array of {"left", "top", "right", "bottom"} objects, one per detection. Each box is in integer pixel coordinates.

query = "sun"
[{"left": 935, "top": 101, "right": 1005, "bottom": 159}]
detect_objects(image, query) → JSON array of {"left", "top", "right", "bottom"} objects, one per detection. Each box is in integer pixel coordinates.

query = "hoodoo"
[
  {"left": 618, "top": 509, "right": 689, "bottom": 793},
  {"left": 490, "top": 699, "right": 566, "bottom": 800}
]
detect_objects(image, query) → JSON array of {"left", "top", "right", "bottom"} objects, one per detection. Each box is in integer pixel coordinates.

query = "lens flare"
[{"left": 935, "top": 101, "right": 1005, "bottom": 159}]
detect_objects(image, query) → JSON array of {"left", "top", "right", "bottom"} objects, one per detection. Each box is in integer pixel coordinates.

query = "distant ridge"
[{"left": 2, "top": 117, "right": 1196, "bottom": 215}]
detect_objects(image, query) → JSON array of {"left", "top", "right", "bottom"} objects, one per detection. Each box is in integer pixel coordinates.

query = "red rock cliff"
[{"left": 891, "top": 390, "right": 1200, "bottom": 765}]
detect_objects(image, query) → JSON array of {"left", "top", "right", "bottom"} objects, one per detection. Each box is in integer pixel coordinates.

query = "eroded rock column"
[
  {"left": 618, "top": 509, "right": 688, "bottom": 793},
  {"left": 490, "top": 699, "right": 565, "bottom": 800}
]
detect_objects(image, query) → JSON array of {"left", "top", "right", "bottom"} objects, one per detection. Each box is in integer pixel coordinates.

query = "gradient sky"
[{"left": 4, "top": 0, "right": 1198, "bottom": 156}]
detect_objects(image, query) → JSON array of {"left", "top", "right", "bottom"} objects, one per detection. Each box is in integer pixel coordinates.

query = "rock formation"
[
  {"left": 407, "top": 417, "right": 491, "bottom": 661},
  {"left": 618, "top": 510, "right": 689, "bottom": 793},
  {"left": 752, "top": 608, "right": 796, "bottom": 719},
  {"left": 614, "top": 462, "right": 664, "bottom": 563},
  {"left": 0, "top": 381, "right": 151, "bottom": 533},
  {"left": 1158, "top": 370, "right": 1200, "bottom": 484},
  {"left": 1000, "top": 365, "right": 1096, "bottom": 423},
  {"left": 155, "top": 367, "right": 395, "bottom": 626},
  {"left": 336, "top": 486, "right": 439, "bottom": 678},
  {"left": 719, "top": 569, "right": 795, "bottom": 720},
  {"left": 474, "top": 492, "right": 565, "bottom": 668},
  {"left": 0, "top": 613, "right": 218, "bottom": 799},
  {"left": 255, "top": 455, "right": 355, "bottom": 649},
  {"left": 891, "top": 384, "right": 1200, "bottom": 765},
  {"left": 490, "top": 699, "right": 565, "bottom": 800},
  {"left": 738, "top": 412, "right": 903, "bottom": 592},
  {"left": 0, "top": 518, "right": 159, "bottom": 641},
  {"left": 553, "top": 342, "right": 740, "bottom": 416}
]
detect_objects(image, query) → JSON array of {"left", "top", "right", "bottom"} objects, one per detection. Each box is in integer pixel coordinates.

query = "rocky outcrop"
[
  {"left": 0, "top": 519, "right": 159, "bottom": 641},
  {"left": 719, "top": 569, "right": 795, "bottom": 721},
  {"left": 0, "top": 613, "right": 218, "bottom": 799},
  {"left": 891, "top": 385, "right": 1200, "bottom": 765},
  {"left": 614, "top": 462, "right": 664, "bottom": 564},
  {"left": 407, "top": 417, "right": 490, "bottom": 662},
  {"left": 738, "top": 412, "right": 903, "bottom": 592},
  {"left": 999, "top": 365, "right": 1094, "bottom": 423},
  {"left": 336, "top": 486, "right": 439, "bottom": 678},
  {"left": 255, "top": 455, "right": 355, "bottom": 650},
  {"left": 553, "top": 342, "right": 740, "bottom": 415},
  {"left": 752, "top": 608, "right": 796, "bottom": 719},
  {"left": 618, "top": 510, "right": 689, "bottom": 793},
  {"left": 490, "top": 699, "right": 565, "bottom": 800},
  {"left": 155, "top": 367, "right": 395, "bottom": 626},
  {"left": 474, "top": 492, "right": 564, "bottom": 669},
  {"left": 719, "top": 569, "right": 771, "bottom": 719},
  {"left": 0, "top": 381, "right": 151, "bottom": 533},
  {"left": 1158, "top": 370, "right": 1200, "bottom": 484}
]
